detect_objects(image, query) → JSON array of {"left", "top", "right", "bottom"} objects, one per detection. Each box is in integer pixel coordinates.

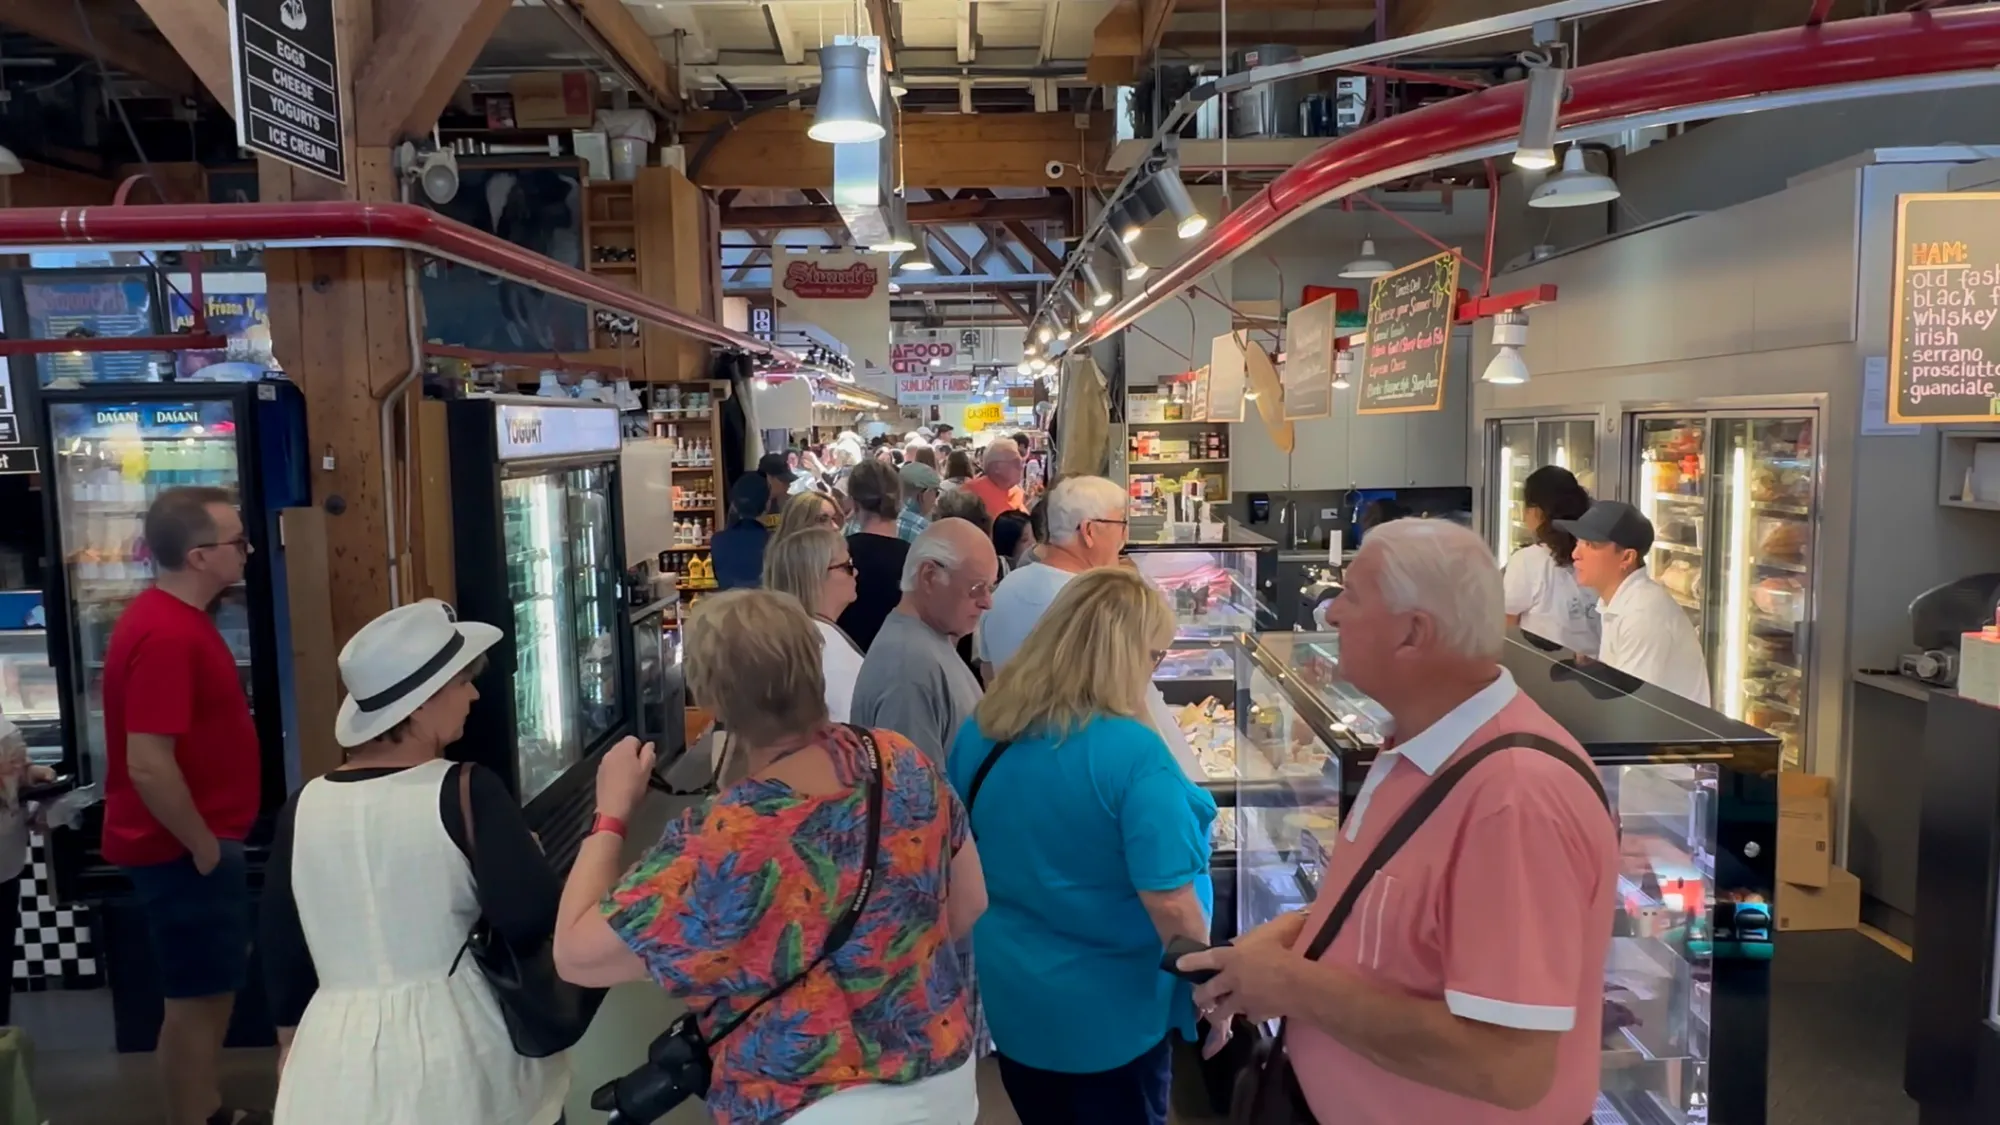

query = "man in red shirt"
[
  {"left": 103, "top": 486, "right": 263, "bottom": 1125},
  {"left": 962, "top": 439, "right": 1026, "bottom": 519},
  {"left": 1181, "top": 519, "right": 1618, "bottom": 1124}
]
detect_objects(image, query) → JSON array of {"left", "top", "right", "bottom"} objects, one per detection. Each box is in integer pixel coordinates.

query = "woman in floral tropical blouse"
[{"left": 554, "top": 589, "right": 988, "bottom": 1125}]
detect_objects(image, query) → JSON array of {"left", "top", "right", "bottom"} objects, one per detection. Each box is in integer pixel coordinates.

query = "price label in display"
[
  {"left": 1358, "top": 250, "right": 1459, "bottom": 416},
  {"left": 229, "top": 0, "right": 347, "bottom": 183},
  {"left": 1889, "top": 193, "right": 2000, "bottom": 423},
  {"left": 962, "top": 403, "right": 1004, "bottom": 430}
]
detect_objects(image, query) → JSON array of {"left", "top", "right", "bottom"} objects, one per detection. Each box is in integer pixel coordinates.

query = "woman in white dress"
[
  {"left": 1503, "top": 465, "right": 1603, "bottom": 655},
  {"left": 763, "top": 527, "right": 864, "bottom": 721},
  {"left": 258, "top": 600, "right": 568, "bottom": 1125}
]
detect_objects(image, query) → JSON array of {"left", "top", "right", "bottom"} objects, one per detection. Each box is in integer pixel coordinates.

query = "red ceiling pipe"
[
  {"left": 0, "top": 333, "right": 229, "bottom": 357},
  {"left": 0, "top": 201, "right": 796, "bottom": 363},
  {"left": 1078, "top": 9, "right": 2000, "bottom": 349}
]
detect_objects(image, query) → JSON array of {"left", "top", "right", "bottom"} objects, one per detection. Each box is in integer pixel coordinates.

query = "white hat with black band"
[{"left": 334, "top": 599, "right": 501, "bottom": 748}]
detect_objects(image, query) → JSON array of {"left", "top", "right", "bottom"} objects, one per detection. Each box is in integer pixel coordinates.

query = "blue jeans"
[
  {"left": 123, "top": 840, "right": 250, "bottom": 999},
  {"left": 995, "top": 1037, "right": 1172, "bottom": 1125}
]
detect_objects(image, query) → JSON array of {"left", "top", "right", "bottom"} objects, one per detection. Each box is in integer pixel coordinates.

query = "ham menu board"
[
  {"left": 1889, "top": 193, "right": 2000, "bottom": 423},
  {"left": 1358, "top": 250, "right": 1460, "bottom": 415}
]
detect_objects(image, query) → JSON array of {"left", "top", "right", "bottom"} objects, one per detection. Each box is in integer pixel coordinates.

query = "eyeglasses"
[
  {"left": 194, "top": 535, "right": 252, "bottom": 555},
  {"left": 1088, "top": 518, "right": 1130, "bottom": 529},
  {"left": 827, "top": 560, "right": 858, "bottom": 576},
  {"left": 1150, "top": 649, "right": 1170, "bottom": 667}
]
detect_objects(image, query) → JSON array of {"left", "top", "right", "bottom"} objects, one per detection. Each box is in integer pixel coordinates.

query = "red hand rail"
[{"left": 0, "top": 200, "right": 796, "bottom": 363}]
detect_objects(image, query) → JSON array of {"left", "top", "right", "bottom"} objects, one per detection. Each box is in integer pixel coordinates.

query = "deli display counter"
[{"left": 1160, "top": 629, "right": 1781, "bottom": 1125}]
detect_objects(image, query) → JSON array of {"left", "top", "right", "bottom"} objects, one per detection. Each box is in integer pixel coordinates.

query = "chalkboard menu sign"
[
  {"left": 1889, "top": 193, "right": 2000, "bottom": 424},
  {"left": 1358, "top": 250, "right": 1460, "bottom": 415},
  {"left": 1282, "top": 294, "right": 1337, "bottom": 420}
]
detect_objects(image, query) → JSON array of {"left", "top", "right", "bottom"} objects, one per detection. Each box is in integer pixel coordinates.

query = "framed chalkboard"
[
  {"left": 1358, "top": 250, "right": 1459, "bottom": 416},
  {"left": 1890, "top": 193, "right": 2000, "bottom": 424}
]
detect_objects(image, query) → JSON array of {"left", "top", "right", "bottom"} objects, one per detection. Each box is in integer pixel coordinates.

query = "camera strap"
[{"left": 706, "top": 723, "right": 886, "bottom": 1045}]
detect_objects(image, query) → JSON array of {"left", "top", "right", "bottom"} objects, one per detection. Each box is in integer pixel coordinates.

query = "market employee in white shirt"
[
  {"left": 1503, "top": 466, "right": 1601, "bottom": 655},
  {"left": 1557, "top": 500, "right": 1713, "bottom": 706}
]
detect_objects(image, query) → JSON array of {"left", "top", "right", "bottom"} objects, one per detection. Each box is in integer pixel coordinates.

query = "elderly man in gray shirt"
[{"left": 850, "top": 518, "right": 997, "bottom": 763}]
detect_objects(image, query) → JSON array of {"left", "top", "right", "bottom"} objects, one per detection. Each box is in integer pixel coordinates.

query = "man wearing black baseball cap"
[
  {"left": 1555, "top": 500, "right": 1712, "bottom": 706},
  {"left": 757, "top": 452, "right": 796, "bottom": 513}
]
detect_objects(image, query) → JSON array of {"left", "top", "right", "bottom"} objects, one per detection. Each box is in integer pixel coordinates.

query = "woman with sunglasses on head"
[
  {"left": 947, "top": 568, "right": 1215, "bottom": 1125},
  {"left": 258, "top": 600, "right": 567, "bottom": 1125},
  {"left": 764, "top": 527, "right": 864, "bottom": 722}
]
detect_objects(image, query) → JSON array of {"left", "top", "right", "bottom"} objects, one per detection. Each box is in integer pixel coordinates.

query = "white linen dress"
[{"left": 273, "top": 758, "right": 569, "bottom": 1125}]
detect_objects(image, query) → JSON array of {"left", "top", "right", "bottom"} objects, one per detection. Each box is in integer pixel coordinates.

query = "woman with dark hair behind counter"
[{"left": 1503, "top": 465, "right": 1602, "bottom": 654}]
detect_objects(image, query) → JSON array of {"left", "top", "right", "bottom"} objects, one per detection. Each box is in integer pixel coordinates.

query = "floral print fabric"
[{"left": 603, "top": 725, "right": 974, "bottom": 1124}]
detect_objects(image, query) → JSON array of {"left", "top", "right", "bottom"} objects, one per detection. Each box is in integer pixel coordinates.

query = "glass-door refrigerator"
[
  {"left": 1486, "top": 416, "right": 1599, "bottom": 565},
  {"left": 447, "top": 397, "right": 630, "bottom": 854},
  {"left": 1630, "top": 410, "right": 1818, "bottom": 771},
  {"left": 37, "top": 380, "right": 309, "bottom": 898}
]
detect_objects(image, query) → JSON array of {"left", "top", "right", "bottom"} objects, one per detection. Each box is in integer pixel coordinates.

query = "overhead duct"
[{"left": 829, "top": 36, "right": 898, "bottom": 251}]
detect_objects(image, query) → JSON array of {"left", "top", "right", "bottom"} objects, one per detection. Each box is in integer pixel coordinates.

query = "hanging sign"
[
  {"left": 1282, "top": 294, "right": 1338, "bottom": 420},
  {"left": 895, "top": 373, "right": 975, "bottom": 405},
  {"left": 963, "top": 403, "right": 1005, "bottom": 431},
  {"left": 229, "top": 0, "right": 347, "bottom": 184},
  {"left": 1888, "top": 193, "right": 2000, "bottom": 423},
  {"left": 890, "top": 341, "right": 956, "bottom": 374},
  {"left": 1358, "top": 250, "right": 1459, "bottom": 415},
  {"left": 1206, "top": 332, "right": 1248, "bottom": 423},
  {"left": 772, "top": 249, "right": 892, "bottom": 374}
]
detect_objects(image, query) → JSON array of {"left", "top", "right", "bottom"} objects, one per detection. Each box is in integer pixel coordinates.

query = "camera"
[
  {"left": 1045, "top": 159, "right": 1066, "bottom": 181},
  {"left": 590, "top": 1012, "right": 713, "bottom": 1123}
]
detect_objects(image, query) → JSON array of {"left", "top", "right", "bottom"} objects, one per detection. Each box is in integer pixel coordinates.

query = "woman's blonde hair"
[
  {"left": 974, "top": 567, "right": 1175, "bottom": 742},
  {"left": 775, "top": 490, "right": 838, "bottom": 540},
  {"left": 763, "top": 527, "right": 843, "bottom": 618},
  {"left": 685, "top": 589, "right": 828, "bottom": 745}
]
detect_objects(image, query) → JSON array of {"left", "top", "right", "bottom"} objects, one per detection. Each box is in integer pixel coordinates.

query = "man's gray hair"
[
  {"left": 982, "top": 440, "right": 1022, "bottom": 465},
  {"left": 901, "top": 519, "right": 966, "bottom": 591},
  {"left": 1045, "top": 476, "right": 1128, "bottom": 546},
  {"left": 1362, "top": 519, "right": 1505, "bottom": 660}
]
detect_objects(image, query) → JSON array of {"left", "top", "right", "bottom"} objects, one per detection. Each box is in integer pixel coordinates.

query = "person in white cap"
[{"left": 257, "top": 600, "right": 569, "bottom": 1125}]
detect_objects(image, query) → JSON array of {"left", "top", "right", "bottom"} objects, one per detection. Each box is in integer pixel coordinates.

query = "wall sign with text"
[
  {"left": 229, "top": 0, "right": 347, "bottom": 183},
  {"left": 1358, "top": 251, "right": 1460, "bottom": 416},
  {"left": 1889, "top": 193, "right": 2000, "bottom": 423}
]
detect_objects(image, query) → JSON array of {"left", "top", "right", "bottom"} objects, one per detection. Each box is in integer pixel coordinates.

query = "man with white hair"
[
  {"left": 1179, "top": 519, "right": 1617, "bottom": 1125},
  {"left": 962, "top": 438, "right": 1026, "bottom": 519},
  {"left": 974, "top": 475, "right": 1128, "bottom": 669},
  {"left": 850, "top": 518, "right": 997, "bottom": 763}
]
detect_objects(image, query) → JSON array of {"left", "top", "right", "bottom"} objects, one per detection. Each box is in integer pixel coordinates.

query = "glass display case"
[
  {"left": 1126, "top": 524, "right": 1277, "bottom": 640},
  {"left": 0, "top": 627, "right": 62, "bottom": 764},
  {"left": 1487, "top": 416, "right": 1599, "bottom": 565}
]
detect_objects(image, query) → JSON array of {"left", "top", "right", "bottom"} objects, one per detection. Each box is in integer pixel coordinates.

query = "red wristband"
[{"left": 590, "top": 813, "right": 628, "bottom": 839}]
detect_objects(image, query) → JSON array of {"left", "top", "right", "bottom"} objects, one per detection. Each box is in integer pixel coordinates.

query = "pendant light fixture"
[
  {"left": 1482, "top": 310, "right": 1531, "bottom": 385},
  {"left": 1528, "top": 146, "right": 1621, "bottom": 208},
  {"left": 0, "top": 145, "right": 21, "bottom": 176},
  {"left": 1080, "top": 261, "right": 1114, "bottom": 308},
  {"left": 1062, "top": 288, "right": 1094, "bottom": 324},
  {"left": 871, "top": 200, "right": 918, "bottom": 253},
  {"left": 898, "top": 233, "right": 936, "bottom": 272},
  {"left": 1110, "top": 233, "right": 1149, "bottom": 280},
  {"left": 1332, "top": 348, "right": 1354, "bottom": 390},
  {"left": 1154, "top": 167, "right": 1208, "bottom": 239},
  {"left": 1512, "top": 55, "right": 1564, "bottom": 171},
  {"left": 809, "top": 43, "right": 885, "bottom": 144},
  {"left": 1339, "top": 238, "right": 1392, "bottom": 279}
]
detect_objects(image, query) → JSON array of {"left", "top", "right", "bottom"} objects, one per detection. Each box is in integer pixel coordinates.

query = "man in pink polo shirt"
[{"left": 1181, "top": 519, "right": 1617, "bottom": 1124}]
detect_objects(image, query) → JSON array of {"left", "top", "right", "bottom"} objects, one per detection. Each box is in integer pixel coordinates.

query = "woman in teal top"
[{"left": 947, "top": 567, "right": 1215, "bottom": 1125}]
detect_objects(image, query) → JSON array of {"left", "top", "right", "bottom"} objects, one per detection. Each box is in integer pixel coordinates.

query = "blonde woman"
[
  {"left": 554, "top": 590, "right": 986, "bottom": 1125},
  {"left": 763, "top": 528, "right": 864, "bottom": 722},
  {"left": 946, "top": 568, "right": 1214, "bottom": 1125},
  {"left": 776, "top": 490, "right": 842, "bottom": 540}
]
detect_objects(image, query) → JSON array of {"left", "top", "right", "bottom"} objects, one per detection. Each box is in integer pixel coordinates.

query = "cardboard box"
[
  {"left": 509, "top": 72, "right": 599, "bottom": 129},
  {"left": 1776, "top": 772, "right": 1832, "bottom": 888},
  {"left": 1777, "top": 867, "right": 1861, "bottom": 931}
]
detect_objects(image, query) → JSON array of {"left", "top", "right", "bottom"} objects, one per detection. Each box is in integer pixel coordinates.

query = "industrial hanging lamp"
[
  {"left": 1529, "top": 146, "right": 1621, "bottom": 208},
  {"left": 1110, "top": 233, "right": 1149, "bottom": 280},
  {"left": 1339, "top": 238, "right": 1392, "bottom": 279},
  {"left": 1482, "top": 310, "right": 1531, "bottom": 385},
  {"left": 871, "top": 200, "right": 919, "bottom": 253},
  {"left": 1332, "top": 348, "right": 1354, "bottom": 390},
  {"left": 0, "top": 144, "right": 23, "bottom": 177},
  {"left": 809, "top": 43, "right": 886, "bottom": 144},
  {"left": 1512, "top": 52, "right": 1564, "bottom": 171},
  {"left": 1080, "top": 261, "right": 1114, "bottom": 307},
  {"left": 898, "top": 232, "right": 936, "bottom": 272},
  {"left": 1154, "top": 164, "right": 1208, "bottom": 239}
]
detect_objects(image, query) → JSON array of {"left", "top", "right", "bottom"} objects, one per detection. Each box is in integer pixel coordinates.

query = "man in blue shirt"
[{"left": 709, "top": 475, "right": 772, "bottom": 589}]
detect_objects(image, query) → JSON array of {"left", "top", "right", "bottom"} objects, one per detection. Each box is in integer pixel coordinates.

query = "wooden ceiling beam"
[
  {"left": 69, "top": 0, "right": 218, "bottom": 104},
  {"left": 991, "top": 291, "right": 1034, "bottom": 325},
  {"left": 353, "top": 0, "right": 511, "bottom": 144},
  {"left": 684, "top": 110, "right": 1107, "bottom": 190},
  {"left": 1178, "top": 0, "right": 1377, "bottom": 10},
  {"left": 567, "top": 0, "right": 682, "bottom": 110},
  {"left": 722, "top": 193, "right": 1071, "bottom": 229},
  {"left": 1389, "top": 0, "right": 1444, "bottom": 36},
  {"left": 1160, "top": 28, "right": 1370, "bottom": 49},
  {"left": 866, "top": 0, "right": 897, "bottom": 71},
  {"left": 1003, "top": 221, "right": 1066, "bottom": 274}
]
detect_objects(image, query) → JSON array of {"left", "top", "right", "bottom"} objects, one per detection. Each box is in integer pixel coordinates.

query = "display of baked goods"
[
  {"left": 1749, "top": 576, "right": 1804, "bottom": 621},
  {"left": 1755, "top": 518, "right": 1809, "bottom": 565},
  {"left": 1659, "top": 559, "right": 1702, "bottom": 600},
  {"left": 1175, "top": 697, "right": 1237, "bottom": 779}
]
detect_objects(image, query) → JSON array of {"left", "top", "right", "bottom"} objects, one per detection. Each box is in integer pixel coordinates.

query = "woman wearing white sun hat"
[{"left": 257, "top": 600, "right": 569, "bottom": 1125}]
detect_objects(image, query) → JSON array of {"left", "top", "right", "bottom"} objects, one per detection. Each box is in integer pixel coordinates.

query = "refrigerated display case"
[
  {"left": 447, "top": 397, "right": 631, "bottom": 846},
  {"left": 1126, "top": 524, "right": 1277, "bottom": 640},
  {"left": 0, "top": 618, "right": 62, "bottom": 766},
  {"left": 36, "top": 381, "right": 309, "bottom": 898},
  {"left": 1630, "top": 411, "right": 1819, "bottom": 771},
  {"left": 1487, "top": 416, "right": 1599, "bottom": 564}
]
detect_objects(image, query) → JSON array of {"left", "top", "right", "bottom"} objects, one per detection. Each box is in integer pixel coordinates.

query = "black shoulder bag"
[
  {"left": 591, "top": 724, "right": 887, "bottom": 1119},
  {"left": 960, "top": 737, "right": 1015, "bottom": 834},
  {"left": 453, "top": 764, "right": 610, "bottom": 1058},
  {"left": 1232, "top": 733, "right": 1611, "bottom": 1125}
]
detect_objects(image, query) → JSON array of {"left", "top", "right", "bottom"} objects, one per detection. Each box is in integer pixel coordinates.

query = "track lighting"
[
  {"left": 1111, "top": 199, "right": 1145, "bottom": 244},
  {"left": 1153, "top": 167, "right": 1207, "bottom": 239},
  {"left": 1513, "top": 56, "right": 1564, "bottom": 171},
  {"left": 1339, "top": 238, "right": 1392, "bottom": 279},
  {"left": 1529, "top": 146, "right": 1621, "bottom": 208},
  {"left": 1063, "top": 288, "right": 1093, "bottom": 324},
  {"left": 1483, "top": 310, "right": 1531, "bottom": 385},
  {"left": 1080, "top": 262, "right": 1113, "bottom": 308},
  {"left": 1017, "top": 360, "right": 1034, "bottom": 376},
  {"left": 809, "top": 43, "right": 886, "bottom": 144},
  {"left": 1110, "top": 234, "right": 1149, "bottom": 280},
  {"left": 1057, "top": 322, "right": 1073, "bottom": 342}
]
